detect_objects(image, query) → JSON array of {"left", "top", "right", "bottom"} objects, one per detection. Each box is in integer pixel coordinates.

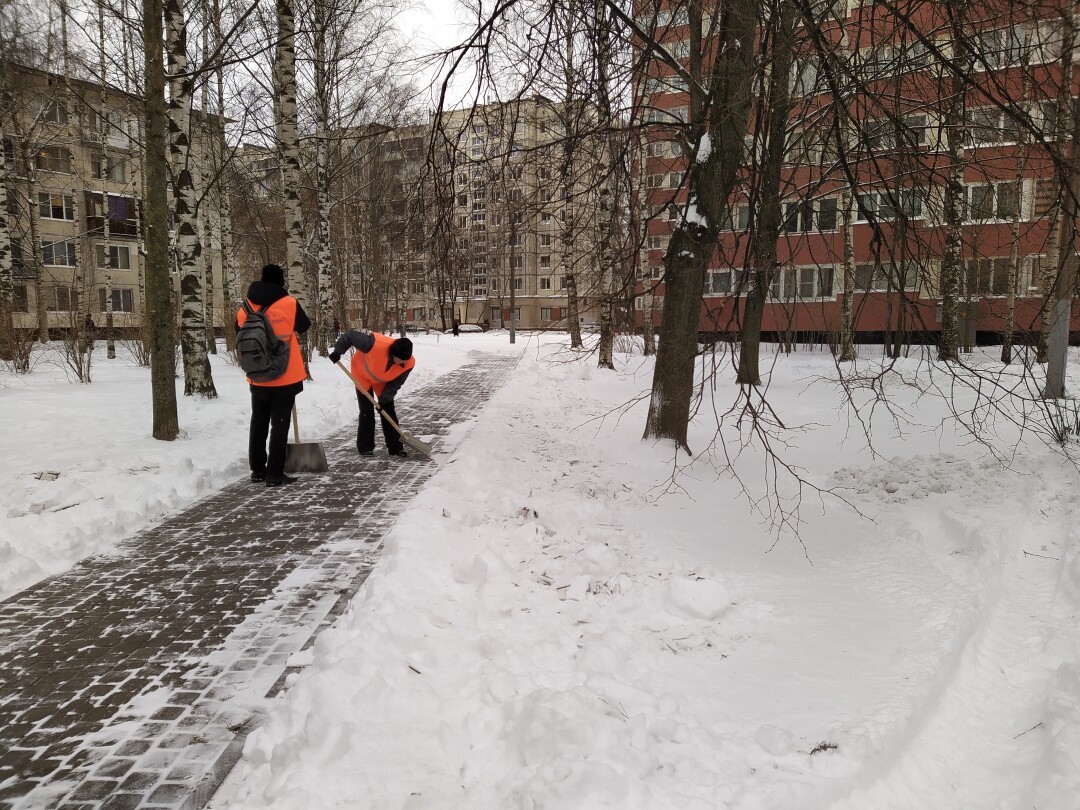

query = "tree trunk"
[
  {"left": 838, "top": 189, "right": 856, "bottom": 360},
  {"left": 275, "top": 0, "right": 310, "bottom": 366},
  {"left": 313, "top": 0, "right": 335, "bottom": 356},
  {"left": 737, "top": 0, "right": 796, "bottom": 386},
  {"left": 0, "top": 136, "right": 13, "bottom": 361},
  {"left": 98, "top": 1, "right": 116, "bottom": 359},
  {"left": 22, "top": 157, "right": 49, "bottom": 343},
  {"left": 166, "top": 0, "right": 217, "bottom": 397},
  {"left": 1044, "top": 15, "right": 1077, "bottom": 398},
  {"left": 144, "top": 0, "right": 180, "bottom": 438},
  {"left": 643, "top": 0, "right": 757, "bottom": 446},
  {"left": 938, "top": 5, "right": 968, "bottom": 363},
  {"left": 212, "top": 0, "right": 237, "bottom": 351},
  {"left": 644, "top": 228, "right": 709, "bottom": 450}
]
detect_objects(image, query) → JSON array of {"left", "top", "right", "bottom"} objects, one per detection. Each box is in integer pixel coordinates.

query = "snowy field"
[{"left": 3, "top": 333, "right": 1080, "bottom": 808}]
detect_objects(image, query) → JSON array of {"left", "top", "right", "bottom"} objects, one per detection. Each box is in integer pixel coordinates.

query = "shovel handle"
[
  {"left": 291, "top": 404, "right": 301, "bottom": 444},
  {"left": 334, "top": 360, "right": 408, "bottom": 439}
]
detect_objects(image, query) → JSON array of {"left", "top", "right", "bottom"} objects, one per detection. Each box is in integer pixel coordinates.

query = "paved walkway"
[{"left": 0, "top": 352, "right": 517, "bottom": 809}]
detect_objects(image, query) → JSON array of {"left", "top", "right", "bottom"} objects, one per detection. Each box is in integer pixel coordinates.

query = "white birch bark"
[
  {"left": 275, "top": 0, "right": 310, "bottom": 365},
  {"left": 165, "top": 0, "right": 217, "bottom": 397},
  {"left": 198, "top": 34, "right": 216, "bottom": 357},
  {"left": 212, "top": 0, "right": 237, "bottom": 350},
  {"left": 313, "top": 0, "right": 335, "bottom": 354}
]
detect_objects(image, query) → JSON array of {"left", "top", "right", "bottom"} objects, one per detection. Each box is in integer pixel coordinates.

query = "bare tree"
[
  {"left": 166, "top": 0, "right": 217, "bottom": 396},
  {"left": 145, "top": 0, "right": 181, "bottom": 438}
]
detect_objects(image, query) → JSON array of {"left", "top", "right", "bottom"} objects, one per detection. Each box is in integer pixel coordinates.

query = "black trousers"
[
  {"left": 357, "top": 389, "right": 403, "bottom": 454},
  {"left": 250, "top": 386, "right": 297, "bottom": 477}
]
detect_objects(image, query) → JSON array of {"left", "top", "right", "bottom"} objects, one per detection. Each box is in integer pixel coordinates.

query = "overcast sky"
[{"left": 396, "top": 0, "right": 480, "bottom": 109}]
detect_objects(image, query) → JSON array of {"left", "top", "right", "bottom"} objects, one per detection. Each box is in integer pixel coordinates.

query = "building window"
[
  {"left": 856, "top": 189, "right": 924, "bottom": 221},
  {"left": 92, "top": 154, "right": 126, "bottom": 182},
  {"left": 817, "top": 198, "right": 838, "bottom": 230},
  {"left": 541, "top": 307, "right": 552, "bottom": 320},
  {"left": 668, "top": 171, "right": 683, "bottom": 189},
  {"left": 97, "top": 244, "right": 132, "bottom": 270},
  {"left": 798, "top": 266, "right": 835, "bottom": 298},
  {"left": 36, "top": 97, "right": 67, "bottom": 125},
  {"left": 782, "top": 200, "right": 815, "bottom": 233},
  {"left": 13, "top": 285, "right": 28, "bottom": 312},
  {"left": 976, "top": 25, "right": 1026, "bottom": 70},
  {"left": 854, "top": 263, "right": 920, "bottom": 291},
  {"left": 512, "top": 256, "right": 524, "bottom": 269},
  {"left": 789, "top": 59, "right": 818, "bottom": 96},
  {"left": 539, "top": 234, "right": 552, "bottom": 247},
  {"left": 541, "top": 211, "right": 551, "bottom": 223},
  {"left": 490, "top": 277, "right": 499, "bottom": 291},
  {"left": 47, "top": 285, "right": 77, "bottom": 311},
  {"left": 967, "top": 181, "right": 1020, "bottom": 221},
  {"left": 704, "top": 268, "right": 743, "bottom": 295},
  {"left": 38, "top": 193, "right": 74, "bottom": 220},
  {"left": 964, "top": 258, "right": 1015, "bottom": 296},
  {"left": 514, "top": 276, "right": 524, "bottom": 290},
  {"left": 540, "top": 255, "right": 551, "bottom": 268},
  {"left": 98, "top": 287, "right": 135, "bottom": 312},
  {"left": 559, "top": 275, "right": 567, "bottom": 289},
  {"left": 966, "top": 107, "right": 1022, "bottom": 145},
  {"left": 540, "top": 277, "right": 552, "bottom": 290},
  {"left": 42, "top": 240, "right": 76, "bottom": 266},
  {"left": 35, "top": 146, "right": 69, "bottom": 173}
]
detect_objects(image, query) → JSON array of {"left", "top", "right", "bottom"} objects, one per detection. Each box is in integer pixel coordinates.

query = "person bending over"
[{"left": 330, "top": 331, "right": 415, "bottom": 458}]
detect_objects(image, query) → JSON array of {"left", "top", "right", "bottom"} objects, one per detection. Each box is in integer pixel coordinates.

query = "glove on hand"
[{"left": 329, "top": 351, "right": 341, "bottom": 364}]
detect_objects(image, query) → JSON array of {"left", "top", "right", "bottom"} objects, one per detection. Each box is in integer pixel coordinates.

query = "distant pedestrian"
[
  {"left": 330, "top": 331, "right": 415, "bottom": 458},
  {"left": 452, "top": 319, "right": 460, "bottom": 337},
  {"left": 81, "top": 313, "right": 97, "bottom": 353},
  {"left": 236, "top": 263, "right": 311, "bottom": 487}
]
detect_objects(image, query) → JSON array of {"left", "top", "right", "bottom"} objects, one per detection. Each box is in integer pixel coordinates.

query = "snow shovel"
[
  {"left": 334, "top": 360, "right": 433, "bottom": 458},
  {"left": 283, "top": 404, "right": 329, "bottom": 473}
]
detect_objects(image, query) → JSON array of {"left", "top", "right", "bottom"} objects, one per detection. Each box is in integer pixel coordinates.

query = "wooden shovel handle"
[
  {"left": 334, "top": 360, "right": 408, "bottom": 438},
  {"left": 291, "top": 404, "right": 301, "bottom": 444}
]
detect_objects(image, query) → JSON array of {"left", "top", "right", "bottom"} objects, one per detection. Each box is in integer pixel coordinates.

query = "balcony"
[{"left": 86, "top": 216, "right": 140, "bottom": 238}]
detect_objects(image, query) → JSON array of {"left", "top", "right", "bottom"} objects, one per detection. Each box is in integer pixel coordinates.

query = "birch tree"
[
  {"left": 166, "top": 0, "right": 217, "bottom": 396},
  {"left": 145, "top": 0, "right": 181, "bottom": 437},
  {"left": 274, "top": 0, "right": 309, "bottom": 362},
  {"left": 98, "top": 0, "right": 116, "bottom": 359}
]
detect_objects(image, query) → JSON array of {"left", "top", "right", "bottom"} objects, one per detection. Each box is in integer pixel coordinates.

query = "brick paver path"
[{"left": 0, "top": 353, "right": 516, "bottom": 809}]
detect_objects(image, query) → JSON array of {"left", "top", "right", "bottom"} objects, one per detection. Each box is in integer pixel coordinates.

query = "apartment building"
[
  {"left": 343, "top": 95, "right": 611, "bottom": 332},
  {"left": 635, "top": 0, "right": 1080, "bottom": 343},
  {"left": 1, "top": 63, "right": 227, "bottom": 336}
]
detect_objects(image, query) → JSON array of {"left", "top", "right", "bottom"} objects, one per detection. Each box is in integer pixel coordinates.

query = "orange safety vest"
[
  {"left": 350, "top": 333, "right": 416, "bottom": 397},
  {"left": 236, "top": 296, "right": 306, "bottom": 387}
]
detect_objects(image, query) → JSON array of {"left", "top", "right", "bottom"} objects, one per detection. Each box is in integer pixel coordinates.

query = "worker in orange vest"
[
  {"left": 329, "top": 331, "right": 415, "bottom": 457},
  {"left": 236, "top": 263, "right": 311, "bottom": 486}
]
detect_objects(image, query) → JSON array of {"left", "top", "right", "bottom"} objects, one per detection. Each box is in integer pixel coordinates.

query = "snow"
[{"left": 4, "top": 335, "right": 1080, "bottom": 808}]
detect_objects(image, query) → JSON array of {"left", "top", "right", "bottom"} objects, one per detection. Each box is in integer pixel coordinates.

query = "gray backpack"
[{"left": 236, "top": 301, "right": 290, "bottom": 382}]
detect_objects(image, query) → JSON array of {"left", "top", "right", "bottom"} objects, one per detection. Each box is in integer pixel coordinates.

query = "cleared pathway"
[{"left": 0, "top": 352, "right": 516, "bottom": 809}]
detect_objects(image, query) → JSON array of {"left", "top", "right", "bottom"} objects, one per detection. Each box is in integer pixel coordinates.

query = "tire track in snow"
[{"left": 828, "top": 462, "right": 1079, "bottom": 809}]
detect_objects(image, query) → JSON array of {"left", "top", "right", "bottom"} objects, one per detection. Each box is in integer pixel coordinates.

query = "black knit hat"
[
  {"left": 390, "top": 337, "right": 413, "bottom": 362},
  {"left": 261, "top": 263, "right": 285, "bottom": 285}
]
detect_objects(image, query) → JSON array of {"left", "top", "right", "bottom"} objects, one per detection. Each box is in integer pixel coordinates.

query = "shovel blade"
[
  {"left": 400, "top": 432, "right": 434, "bottom": 458},
  {"left": 284, "top": 442, "right": 329, "bottom": 473}
]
